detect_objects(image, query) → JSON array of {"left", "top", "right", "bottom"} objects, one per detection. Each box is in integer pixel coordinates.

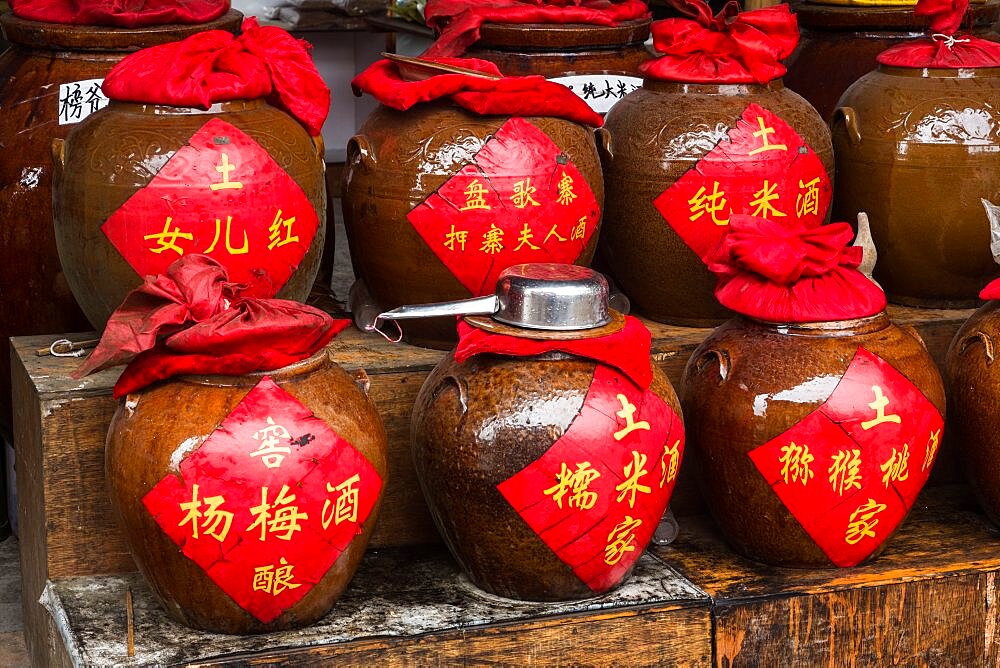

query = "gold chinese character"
[
  {"left": 544, "top": 224, "right": 566, "bottom": 244},
  {"left": 571, "top": 216, "right": 587, "bottom": 241},
  {"left": 778, "top": 442, "right": 814, "bottom": 486},
  {"left": 861, "top": 386, "right": 902, "bottom": 430},
  {"left": 923, "top": 429, "right": 941, "bottom": 472},
  {"left": 144, "top": 217, "right": 193, "bottom": 256},
  {"left": 204, "top": 215, "right": 249, "bottom": 255},
  {"left": 613, "top": 394, "right": 651, "bottom": 441},
  {"left": 178, "top": 484, "right": 233, "bottom": 542},
  {"left": 659, "top": 439, "right": 681, "bottom": 488},
  {"left": 880, "top": 443, "right": 910, "bottom": 488},
  {"left": 268, "top": 209, "right": 299, "bottom": 250},
  {"left": 461, "top": 179, "right": 491, "bottom": 211},
  {"left": 688, "top": 182, "right": 730, "bottom": 226},
  {"left": 248, "top": 485, "right": 308, "bottom": 541},
  {"left": 511, "top": 178, "right": 541, "bottom": 209},
  {"left": 480, "top": 223, "right": 504, "bottom": 255},
  {"left": 749, "top": 181, "right": 787, "bottom": 219},
  {"left": 748, "top": 116, "right": 788, "bottom": 156},
  {"left": 210, "top": 153, "right": 244, "bottom": 191},
  {"left": 615, "top": 451, "right": 652, "bottom": 508},
  {"left": 604, "top": 515, "right": 642, "bottom": 565},
  {"left": 543, "top": 462, "right": 601, "bottom": 511},
  {"left": 444, "top": 225, "right": 468, "bottom": 251},
  {"left": 845, "top": 497, "right": 887, "bottom": 545},
  {"left": 252, "top": 557, "right": 301, "bottom": 596},
  {"left": 322, "top": 473, "right": 361, "bottom": 529},
  {"left": 250, "top": 416, "right": 292, "bottom": 469},
  {"left": 795, "top": 177, "right": 821, "bottom": 217},
  {"left": 556, "top": 171, "right": 577, "bottom": 206},
  {"left": 514, "top": 223, "right": 540, "bottom": 251},
  {"left": 828, "top": 449, "right": 862, "bottom": 497}
]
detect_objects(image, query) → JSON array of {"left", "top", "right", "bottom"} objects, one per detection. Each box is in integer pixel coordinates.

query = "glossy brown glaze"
[
  {"left": 600, "top": 80, "right": 834, "bottom": 326},
  {"left": 0, "top": 10, "right": 241, "bottom": 429},
  {"left": 105, "top": 350, "right": 388, "bottom": 634},
  {"left": 54, "top": 98, "right": 327, "bottom": 329},
  {"left": 411, "top": 351, "right": 680, "bottom": 601},
  {"left": 832, "top": 65, "right": 1000, "bottom": 308},
  {"left": 682, "top": 313, "right": 945, "bottom": 567},
  {"left": 785, "top": 0, "right": 1000, "bottom": 122},
  {"left": 342, "top": 101, "right": 604, "bottom": 349}
]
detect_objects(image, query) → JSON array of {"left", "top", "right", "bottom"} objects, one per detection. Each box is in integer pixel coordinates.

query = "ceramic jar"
[
  {"left": 683, "top": 313, "right": 945, "bottom": 567},
  {"left": 53, "top": 98, "right": 327, "bottom": 329},
  {"left": 411, "top": 331, "right": 684, "bottom": 600},
  {"left": 785, "top": 0, "right": 1000, "bottom": 121},
  {"left": 106, "top": 349, "right": 388, "bottom": 633},
  {"left": 600, "top": 80, "right": 834, "bottom": 326},
  {"left": 832, "top": 65, "right": 1000, "bottom": 307},
  {"left": 343, "top": 102, "right": 604, "bottom": 349},
  {"left": 0, "top": 9, "right": 241, "bottom": 428}
]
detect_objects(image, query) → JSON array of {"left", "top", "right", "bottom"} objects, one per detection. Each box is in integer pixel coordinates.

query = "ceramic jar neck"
[
  {"left": 108, "top": 99, "right": 267, "bottom": 116},
  {"left": 641, "top": 79, "right": 785, "bottom": 96},
  {"left": 178, "top": 349, "right": 334, "bottom": 388},
  {"left": 876, "top": 64, "right": 1000, "bottom": 79},
  {"left": 745, "top": 311, "right": 891, "bottom": 338}
]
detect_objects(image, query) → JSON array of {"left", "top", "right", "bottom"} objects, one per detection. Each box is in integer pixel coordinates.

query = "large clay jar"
[
  {"left": 412, "top": 327, "right": 685, "bottom": 600},
  {"left": 106, "top": 349, "right": 388, "bottom": 633},
  {"left": 832, "top": 66, "right": 1000, "bottom": 307},
  {"left": 0, "top": 9, "right": 241, "bottom": 428},
  {"left": 785, "top": 0, "right": 1000, "bottom": 122},
  {"left": 343, "top": 103, "right": 604, "bottom": 348},
  {"left": 600, "top": 80, "right": 834, "bottom": 326},
  {"left": 683, "top": 313, "right": 945, "bottom": 567}
]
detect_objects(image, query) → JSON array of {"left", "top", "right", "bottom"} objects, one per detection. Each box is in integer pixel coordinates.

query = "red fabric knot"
[
  {"left": 876, "top": 0, "right": 1000, "bottom": 68},
  {"left": 638, "top": 0, "right": 798, "bottom": 84},
  {"left": 74, "top": 254, "right": 349, "bottom": 397},
  {"left": 422, "top": 0, "right": 650, "bottom": 58},
  {"left": 454, "top": 315, "right": 654, "bottom": 389},
  {"left": 10, "top": 0, "right": 229, "bottom": 27},
  {"left": 980, "top": 278, "right": 1000, "bottom": 300},
  {"left": 705, "top": 215, "right": 887, "bottom": 323},
  {"left": 101, "top": 17, "right": 329, "bottom": 135},
  {"left": 351, "top": 57, "right": 604, "bottom": 128}
]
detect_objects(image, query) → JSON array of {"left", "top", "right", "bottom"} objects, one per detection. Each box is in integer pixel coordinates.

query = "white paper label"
[
  {"left": 57, "top": 78, "right": 109, "bottom": 125},
  {"left": 548, "top": 74, "right": 643, "bottom": 114}
]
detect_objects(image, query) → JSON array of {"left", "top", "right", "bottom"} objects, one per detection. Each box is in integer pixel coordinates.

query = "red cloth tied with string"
[
  {"left": 423, "top": 0, "right": 650, "bottom": 58},
  {"left": 101, "top": 17, "right": 329, "bottom": 135},
  {"left": 74, "top": 255, "right": 348, "bottom": 398},
  {"left": 877, "top": 0, "right": 1000, "bottom": 68},
  {"left": 352, "top": 57, "right": 603, "bottom": 128},
  {"left": 10, "top": 0, "right": 228, "bottom": 26},
  {"left": 455, "top": 315, "right": 654, "bottom": 389},
  {"left": 639, "top": 0, "right": 798, "bottom": 84},
  {"left": 706, "top": 216, "right": 886, "bottom": 323}
]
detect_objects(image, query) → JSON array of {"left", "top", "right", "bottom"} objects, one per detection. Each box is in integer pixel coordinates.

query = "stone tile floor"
[{"left": 0, "top": 537, "right": 28, "bottom": 667}]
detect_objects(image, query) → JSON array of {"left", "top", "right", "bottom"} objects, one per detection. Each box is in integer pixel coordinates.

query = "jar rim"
[
  {"left": 175, "top": 348, "right": 333, "bottom": 388},
  {"left": 744, "top": 311, "right": 890, "bottom": 336},
  {"left": 641, "top": 79, "right": 786, "bottom": 94}
]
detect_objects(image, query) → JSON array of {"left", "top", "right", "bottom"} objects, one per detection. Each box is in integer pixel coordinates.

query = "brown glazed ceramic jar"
[
  {"left": 0, "top": 9, "right": 240, "bottom": 429},
  {"left": 411, "top": 333, "right": 685, "bottom": 601},
  {"left": 54, "top": 98, "right": 327, "bottom": 329},
  {"left": 106, "top": 349, "right": 388, "bottom": 633},
  {"left": 343, "top": 102, "right": 604, "bottom": 349},
  {"left": 600, "top": 80, "right": 834, "bottom": 326},
  {"left": 785, "top": 0, "right": 1000, "bottom": 121},
  {"left": 683, "top": 313, "right": 945, "bottom": 567},
  {"left": 832, "top": 65, "right": 1000, "bottom": 307}
]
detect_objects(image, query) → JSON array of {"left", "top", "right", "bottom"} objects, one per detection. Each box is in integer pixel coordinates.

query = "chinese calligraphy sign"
[
  {"left": 58, "top": 78, "right": 109, "bottom": 125},
  {"left": 143, "top": 377, "right": 382, "bottom": 623},
  {"left": 748, "top": 348, "right": 944, "bottom": 567},
  {"left": 549, "top": 75, "right": 643, "bottom": 114}
]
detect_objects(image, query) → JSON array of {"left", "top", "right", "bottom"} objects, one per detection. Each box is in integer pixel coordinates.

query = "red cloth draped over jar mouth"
[
  {"left": 638, "top": 0, "right": 799, "bottom": 84},
  {"left": 422, "top": 0, "right": 650, "bottom": 58},
  {"left": 10, "top": 0, "right": 230, "bottom": 27},
  {"left": 351, "top": 56, "right": 604, "bottom": 128},
  {"left": 876, "top": 0, "right": 1000, "bottom": 68}
]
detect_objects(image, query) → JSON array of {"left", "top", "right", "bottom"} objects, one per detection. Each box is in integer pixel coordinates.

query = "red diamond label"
[
  {"left": 749, "top": 348, "right": 943, "bottom": 567},
  {"left": 407, "top": 117, "right": 601, "bottom": 296},
  {"left": 102, "top": 118, "right": 319, "bottom": 297},
  {"left": 142, "top": 377, "right": 382, "bottom": 623},
  {"left": 497, "top": 365, "right": 684, "bottom": 593},
  {"left": 654, "top": 103, "right": 832, "bottom": 261}
]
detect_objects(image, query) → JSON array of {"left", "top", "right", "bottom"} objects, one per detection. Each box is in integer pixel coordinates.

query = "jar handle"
[
  {"left": 960, "top": 331, "right": 996, "bottom": 366},
  {"left": 834, "top": 107, "right": 862, "bottom": 146},
  {"left": 347, "top": 134, "right": 378, "bottom": 172},
  {"left": 352, "top": 368, "right": 372, "bottom": 396},
  {"left": 595, "top": 127, "right": 614, "bottom": 162},
  {"left": 312, "top": 134, "right": 326, "bottom": 161},
  {"left": 51, "top": 138, "right": 65, "bottom": 174},
  {"left": 901, "top": 324, "right": 929, "bottom": 352},
  {"left": 692, "top": 348, "right": 730, "bottom": 383}
]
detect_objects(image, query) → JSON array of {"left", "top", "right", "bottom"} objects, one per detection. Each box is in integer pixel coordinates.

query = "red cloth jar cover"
[
  {"left": 75, "top": 255, "right": 349, "bottom": 397},
  {"left": 706, "top": 215, "right": 887, "bottom": 323},
  {"left": 351, "top": 57, "right": 603, "bottom": 128},
  {"left": 877, "top": 0, "right": 1000, "bottom": 68},
  {"left": 100, "top": 17, "right": 329, "bottom": 135},
  {"left": 10, "top": 0, "right": 229, "bottom": 26},
  {"left": 638, "top": 0, "right": 799, "bottom": 84},
  {"left": 422, "top": 0, "right": 651, "bottom": 59},
  {"left": 981, "top": 278, "right": 1000, "bottom": 299}
]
